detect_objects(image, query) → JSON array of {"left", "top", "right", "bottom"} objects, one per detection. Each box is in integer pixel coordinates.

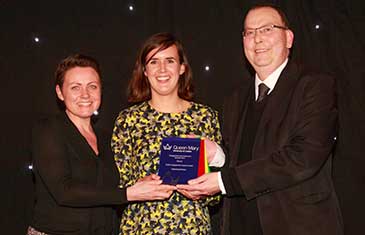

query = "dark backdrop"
[{"left": 1, "top": 0, "right": 364, "bottom": 234}]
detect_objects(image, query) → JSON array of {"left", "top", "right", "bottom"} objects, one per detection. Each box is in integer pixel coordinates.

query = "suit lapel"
[
  {"left": 252, "top": 61, "right": 300, "bottom": 157},
  {"left": 229, "top": 83, "right": 254, "bottom": 167},
  {"left": 58, "top": 113, "right": 98, "bottom": 160}
]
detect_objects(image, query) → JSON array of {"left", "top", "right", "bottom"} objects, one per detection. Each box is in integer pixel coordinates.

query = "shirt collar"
[{"left": 255, "top": 58, "right": 288, "bottom": 99}]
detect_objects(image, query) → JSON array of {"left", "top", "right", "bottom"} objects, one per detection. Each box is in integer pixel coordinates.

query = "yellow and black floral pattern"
[{"left": 111, "top": 101, "right": 222, "bottom": 235}]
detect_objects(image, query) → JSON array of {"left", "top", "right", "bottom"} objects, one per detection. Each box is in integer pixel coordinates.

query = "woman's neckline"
[{"left": 146, "top": 100, "right": 193, "bottom": 114}]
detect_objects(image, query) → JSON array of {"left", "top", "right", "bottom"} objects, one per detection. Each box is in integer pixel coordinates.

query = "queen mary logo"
[{"left": 162, "top": 143, "right": 172, "bottom": 151}]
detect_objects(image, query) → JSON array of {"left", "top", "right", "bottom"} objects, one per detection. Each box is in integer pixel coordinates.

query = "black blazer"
[
  {"left": 220, "top": 60, "right": 344, "bottom": 235},
  {"left": 30, "top": 113, "right": 126, "bottom": 235}
]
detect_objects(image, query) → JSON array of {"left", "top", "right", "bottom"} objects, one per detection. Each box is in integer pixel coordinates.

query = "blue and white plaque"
[{"left": 158, "top": 137, "right": 201, "bottom": 185}]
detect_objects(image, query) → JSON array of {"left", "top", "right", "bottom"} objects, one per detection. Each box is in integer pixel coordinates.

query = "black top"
[{"left": 30, "top": 113, "right": 126, "bottom": 235}]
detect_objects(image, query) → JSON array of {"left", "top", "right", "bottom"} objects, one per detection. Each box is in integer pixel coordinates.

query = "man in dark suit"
[{"left": 177, "top": 4, "right": 343, "bottom": 235}]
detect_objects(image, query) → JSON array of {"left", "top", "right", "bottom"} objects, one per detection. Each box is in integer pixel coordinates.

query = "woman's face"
[
  {"left": 56, "top": 66, "right": 101, "bottom": 121},
  {"left": 144, "top": 45, "right": 185, "bottom": 100}
]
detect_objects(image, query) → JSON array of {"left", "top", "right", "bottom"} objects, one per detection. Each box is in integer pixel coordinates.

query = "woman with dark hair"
[
  {"left": 28, "top": 54, "right": 175, "bottom": 235},
  {"left": 111, "top": 33, "right": 224, "bottom": 234}
]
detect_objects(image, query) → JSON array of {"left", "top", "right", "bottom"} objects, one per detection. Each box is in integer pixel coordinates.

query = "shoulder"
[
  {"left": 222, "top": 81, "right": 252, "bottom": 113},
  {"left": 295, "top": 67, "right": 335, "bottom": 98},
  {"left": 280, "top": 61, "right": 336, "bottom": 107},
  {"left": 31, "top": 113, "right": 67, "bottom": 144},
  {"left": 33, "top": 113, "right": 64, "bottom": 134},
  {"left": 114, "top": 102, "right": 149, "bottom": 124},
  {"left": 226, "top": 77, "right": 252, "bottom": 100},
  {"left": 190, "top": 102, "right": 219, "bottom": 118},
  {"left": 286, "top": 60, "right": 334, "bottom": 86}
]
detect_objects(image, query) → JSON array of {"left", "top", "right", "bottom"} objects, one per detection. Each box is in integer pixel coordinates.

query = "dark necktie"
[{"left": 257, "top": 83, "right": 270, "bottom": 102}]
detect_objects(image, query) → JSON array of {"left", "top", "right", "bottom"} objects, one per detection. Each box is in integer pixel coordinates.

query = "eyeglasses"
[{"left": 242, "top": 24, "right": 288, "bottom": 38}]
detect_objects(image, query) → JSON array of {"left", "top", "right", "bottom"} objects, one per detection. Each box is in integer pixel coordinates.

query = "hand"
[
  {"left": 127, "top": 179, "right": 176, "bottom": 201},
  {"left": 204, "top": 139, "right": 217, "bottom": 164},
  {"left": 176, "top": 172, "right": 221, "bottom": 197},
  {"left": 185, "top": 134, "right": 217, "bottom": 164},
  {"left": 177, "top": 189, "right": 202, "bottom": 200},
  {"left": 137, "top": 174, "right": 160, "bottom": 182}
]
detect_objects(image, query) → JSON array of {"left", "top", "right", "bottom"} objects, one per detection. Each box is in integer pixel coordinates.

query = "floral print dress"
[{"left": 111, "top": 101, "right": 222, "bottom": 235}]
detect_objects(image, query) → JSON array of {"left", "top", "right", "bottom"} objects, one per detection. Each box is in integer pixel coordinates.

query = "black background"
[{"left": 1, "top": 0, "right": 364, "bottom": 234}]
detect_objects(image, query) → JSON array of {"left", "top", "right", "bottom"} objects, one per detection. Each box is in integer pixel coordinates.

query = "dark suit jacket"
[
  {"left": 220, "top": 60, "right": 344, "bottom": 235},
  {"left": 31, "top": 113, "right": 126, "bottom": 235}
]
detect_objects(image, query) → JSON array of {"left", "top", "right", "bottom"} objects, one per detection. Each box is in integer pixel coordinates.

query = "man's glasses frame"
[{"left": 242, "top": 24, "right": 288, "bottom": 38}]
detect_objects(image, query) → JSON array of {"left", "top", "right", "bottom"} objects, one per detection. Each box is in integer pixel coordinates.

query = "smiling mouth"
[
  {"left": 156, "top": 76, "right": 170, "bottom": 81},
  {"left": 78, "top": 102, "right": 92, "bottom": 106},
  {"left": 255, "top": 48, "right": 268, "bottom": 53}
]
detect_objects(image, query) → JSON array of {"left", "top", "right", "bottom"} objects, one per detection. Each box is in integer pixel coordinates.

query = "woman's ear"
[
  {"left": 179, "top": 63, "right": 186, "bottom": 75},
  {"left": 55, "top": 85, "right": 64, "bottom": 101}
]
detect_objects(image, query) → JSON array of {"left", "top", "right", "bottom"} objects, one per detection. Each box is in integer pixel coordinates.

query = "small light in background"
[
  {"left": 315, "top": 24, "right": 320, "bottom": 30},
  {"left": 128, "top": 5, "right": 134, "bottom": 11},
  {"left": 28, "top": 164, "right": 33, "bottom": 170},
  {"left": 34, "top": 37, "right": 40, "bottom": 42},
  {"left": 204, "top": 65, "right": 210, "bottom": 71}
]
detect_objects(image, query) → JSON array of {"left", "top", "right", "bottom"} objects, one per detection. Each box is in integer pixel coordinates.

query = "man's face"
[{"left": 243, "top": 7, "right": 294, "bottom": 78}]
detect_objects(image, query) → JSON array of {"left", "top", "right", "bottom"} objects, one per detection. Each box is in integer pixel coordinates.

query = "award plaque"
[{"left": 158, "top": 137, "right": 209, "bottom": 185}]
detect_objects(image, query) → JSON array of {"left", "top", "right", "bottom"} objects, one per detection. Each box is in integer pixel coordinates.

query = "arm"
[
  {"left": 127, "top": 174, "right": 175, "bottom": 201},
  {"left": 178, "top": 108, "right": 223, "bottom": 203},
  {"left": 179, "top": 74, "right": 337, "bottom": 199},
  {"left": 32, "top": 120, "right": 126, "bottom": 207},
  {"left": 206, "top": 141, "right": 225, "bottom": 168},
  {"left": 225, "top": 74, "right": 337, "bottom": 199},
  {"left": 111, "top": 110, "right": 175, "bottom": 200}
]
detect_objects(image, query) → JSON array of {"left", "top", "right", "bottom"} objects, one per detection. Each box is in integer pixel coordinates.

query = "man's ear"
[{"left": 286, "top": 29, "right": 294, "bottom": 49}]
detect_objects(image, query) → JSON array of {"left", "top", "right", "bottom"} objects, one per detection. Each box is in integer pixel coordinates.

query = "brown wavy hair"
[{"left": 128, "top": 32, "right": 194, "bottom": 103}]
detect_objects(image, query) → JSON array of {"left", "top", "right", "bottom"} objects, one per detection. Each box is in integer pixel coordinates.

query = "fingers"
[
  {"left": 159, "top": 184, "right": 177, "bottom": 191},
  {"left": 176, "top": 185, "right": 212, "bottom": 197},
  {"left": 151, "top": 184, "right": 176, "bottom": 200},
  {"left": 176, "top": 184, "right": 198, "bottom": 191},
  {"left": 150, "top": 174, "right": 161, "bottom": 180},
  {"left": 184, "top": 133, "right": 197, "bottom": 138},
  {"left": 136, "top": 179, "right": 162, "bottom": 185},
  {"left": 177, "top": 189, "right": 201, "bottom": 200},
  {"left": 187, "top": 175, "right": 207, "bottom": 185},
  {"left": 127, "top": 181, "right": 175, "bottom": 201},
  {"left": 188, "top": 172, "right": 217, "bottom": 185},
  {"left": 138, "top": 174, "right": 161, "bottom": 182},
  {"left": 130, "top": 174, "right": 218, "bottom": 202},
  {"left": 152, "top": 190, "right": 174, "bottom": 200},
  {"left": 149, "top": 179, "right": 163, "bottom": 185},
  {"left": 176, "top": 173, "right": 220, "bottom": 196}
]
